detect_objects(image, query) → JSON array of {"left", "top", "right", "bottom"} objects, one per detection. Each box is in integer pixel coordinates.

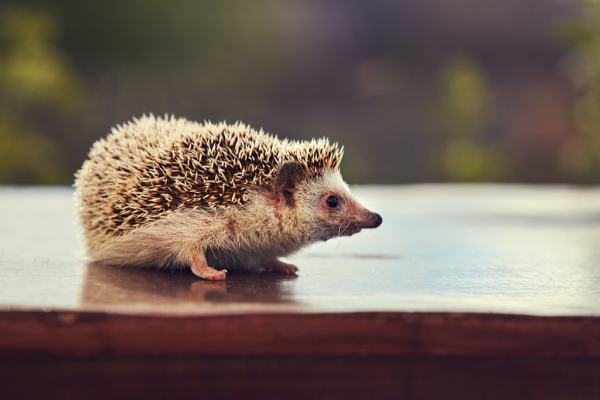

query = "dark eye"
[{"left": 326, "top": 195, "right": 339, "bottom": 209}]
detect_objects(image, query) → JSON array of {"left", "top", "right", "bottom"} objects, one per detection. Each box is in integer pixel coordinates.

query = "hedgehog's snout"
[
  {"left": 372, "top": 213, "right": 383, "bottom": 228},
  {"left": 359, "top": 211, "right": 382, "bottom": 229},
  {"left": 316, "top": 205, "right": 381, "bottom": 241}
]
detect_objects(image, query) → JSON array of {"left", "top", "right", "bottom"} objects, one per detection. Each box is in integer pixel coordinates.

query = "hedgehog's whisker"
[{"left": 339, "top": 222, "right": 352, "bottom": 236}]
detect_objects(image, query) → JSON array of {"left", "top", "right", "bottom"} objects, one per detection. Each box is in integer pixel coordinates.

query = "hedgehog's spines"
[{"left": 75, "top": 115, "right": 343, "bottom": 248}]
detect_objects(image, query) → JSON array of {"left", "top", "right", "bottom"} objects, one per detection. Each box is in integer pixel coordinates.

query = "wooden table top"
[{"left": 1, "top": 184, "right": 599, "bottom": 317}]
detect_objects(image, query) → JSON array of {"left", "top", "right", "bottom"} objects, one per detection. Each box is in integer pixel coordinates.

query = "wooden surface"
[
  {"left": 2, "top": 185, "right": 600, "bottom": 316},
  {"left": 2, "top": 185, "right": 600, "bottom": 399}
]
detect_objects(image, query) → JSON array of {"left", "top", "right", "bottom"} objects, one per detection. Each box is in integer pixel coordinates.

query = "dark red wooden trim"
[{"left": 1, "top": 311, "right": 599, "bottom": 358}]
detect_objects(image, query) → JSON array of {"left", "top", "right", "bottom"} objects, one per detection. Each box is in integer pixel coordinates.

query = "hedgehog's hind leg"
[
  {"left": 190, "top": 251, "right": 228, "bottom": 280},
  {"left": 264, "top": 259, "right": 299, "bottom": 275}
]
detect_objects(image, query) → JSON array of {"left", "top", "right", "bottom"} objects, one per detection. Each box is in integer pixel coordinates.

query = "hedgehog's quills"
[{"left": 75, "top": 114, "right": 382, "bottom": 280}]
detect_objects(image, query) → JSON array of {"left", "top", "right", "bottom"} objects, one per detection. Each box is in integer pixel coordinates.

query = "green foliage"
[
  {"left": 0, "top": 1, "right": 596, "bottom": 185},
  {"left": 0, "top": 119, "right": 64, "bottom": 183},
  {"left": 442, "top": 140, "right": 507, "bottom": 182},
  {"left": 0, "top": 6, "right": 81, "bottom": 184},
  {"left": 437, "top": 55, "right": 507, "bottom": 181},
  {"left": 560, "top": 0, "right": 600, "bottom": 181}
]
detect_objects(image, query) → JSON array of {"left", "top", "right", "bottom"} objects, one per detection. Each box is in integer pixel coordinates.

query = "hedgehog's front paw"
[
  {"left": 192, "top": 265, "right": 228, "bottom": 281},
  {"left": 265, "top": 260, "right": 299, "bottom": 275},
  {"left": 190, "top": 252, "right": 228, "bottom": 280},
  {"left": 201, "top": 267, "right": 228, "bottom": 281}
]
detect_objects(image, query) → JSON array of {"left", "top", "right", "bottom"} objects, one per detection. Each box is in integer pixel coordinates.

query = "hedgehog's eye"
[{"left": 326, "top": 195, "right": 339, "bottom": 209}]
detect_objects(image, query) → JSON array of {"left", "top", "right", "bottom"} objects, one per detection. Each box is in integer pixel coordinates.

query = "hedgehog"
[{"left": 74, "top": 114, "right": 382, "bottom": 280}]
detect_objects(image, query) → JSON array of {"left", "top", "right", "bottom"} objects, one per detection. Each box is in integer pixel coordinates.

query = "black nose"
[{"left": 373, "top": 213, "right": 382, "bottom": 228}]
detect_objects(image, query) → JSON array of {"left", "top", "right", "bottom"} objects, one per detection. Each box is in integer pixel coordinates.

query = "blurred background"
[{"left": 1, "top": 0, "right": 600, "bottom": 185}]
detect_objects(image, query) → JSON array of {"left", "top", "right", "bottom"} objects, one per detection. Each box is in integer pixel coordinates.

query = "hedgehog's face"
[{"left": 275, "top": 163, "right": 382, "bottom": 242}]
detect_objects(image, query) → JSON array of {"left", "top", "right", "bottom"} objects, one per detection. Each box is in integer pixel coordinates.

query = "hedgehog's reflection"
[{"left": 81, "top": 262, "right": 298, "bottom": 307}]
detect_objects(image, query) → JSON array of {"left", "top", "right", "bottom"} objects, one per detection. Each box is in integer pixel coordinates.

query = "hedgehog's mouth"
[{"left": 319, "top": 224, "right": 362, "bottom": 241}]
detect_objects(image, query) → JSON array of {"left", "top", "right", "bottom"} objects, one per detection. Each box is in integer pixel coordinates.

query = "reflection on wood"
[{"left": 82, "top": 262, "right": 298, "bottom": 310}]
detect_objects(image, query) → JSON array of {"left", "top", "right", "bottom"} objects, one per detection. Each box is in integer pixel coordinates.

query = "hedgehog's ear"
[{"left": 275, "top": 161, "right": 305, "bottom": 207}]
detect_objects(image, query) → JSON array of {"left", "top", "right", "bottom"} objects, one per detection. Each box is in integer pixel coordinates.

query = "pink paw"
[{"left": 205, "top": 269, "right": 228, "bottom": 281}]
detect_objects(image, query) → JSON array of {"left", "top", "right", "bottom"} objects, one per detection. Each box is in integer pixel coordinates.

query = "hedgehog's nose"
[{"left": 373, "top": 213, "right": 383, "bottom": 228}]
